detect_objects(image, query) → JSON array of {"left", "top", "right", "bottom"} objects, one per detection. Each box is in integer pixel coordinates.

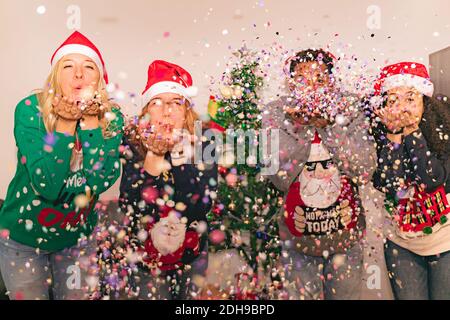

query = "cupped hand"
[{"left": 52, "top": 96, "right": 82, "bottom": 121}]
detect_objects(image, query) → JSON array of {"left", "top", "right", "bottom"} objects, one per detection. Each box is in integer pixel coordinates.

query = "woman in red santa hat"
[
  {"left": 0, "top": 31, "right": 124, "bottom": 299},
  {"left": 116, "top": 60, "right": 217, "bottom": 299},
  {"left": 371, "top": 61, "right": 450, "bottom": 299}
]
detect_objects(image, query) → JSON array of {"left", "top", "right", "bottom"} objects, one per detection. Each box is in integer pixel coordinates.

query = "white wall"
[
  {"left": 1, "top": 0, "right": 449, "bottom": 299},
  {"left": 1, "top": 0, "right": 450, "bottom": 198}
]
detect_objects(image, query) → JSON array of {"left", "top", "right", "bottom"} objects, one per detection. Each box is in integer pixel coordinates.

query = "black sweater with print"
[
  {"left": 118, "top": 135, "right": 218, "bottom": 263},
  {"left": 372, "top": 129, "right": 450, "bottom": 198}
]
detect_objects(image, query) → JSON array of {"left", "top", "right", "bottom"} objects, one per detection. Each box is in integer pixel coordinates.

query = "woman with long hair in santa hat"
[
  {"left": 0, "top": 31, "right": 124, "bottom": 300},
  {"left": 371, "top": 62, "right": 450, "bottom": 299},
  {"left": 112, "top": 60, "right": 217, "bottom": 300}
]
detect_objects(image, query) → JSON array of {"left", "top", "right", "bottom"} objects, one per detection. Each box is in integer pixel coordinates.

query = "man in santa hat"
[{"left": 263, "top": 48, "right": 376, "bottom": 300}]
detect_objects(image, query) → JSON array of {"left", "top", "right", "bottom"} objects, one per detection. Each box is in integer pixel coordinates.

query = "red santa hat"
[
  {"left": 141, "top": 60, "right": 198, "bottom": 107},
  {"left": 308, "top": 132, "right": 331, "bottom": 162},
  {"left": 374, "top": 62, "right": 434, "bottom": 97},
  {"left": 51, "top": 31, "right": 108, "bottom": 84}
]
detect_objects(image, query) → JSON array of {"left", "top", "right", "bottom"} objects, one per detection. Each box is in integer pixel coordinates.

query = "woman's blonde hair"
[
  {"left": 35, "top": 59, "right": 115, "bottom": 138},
  {"left": 127, "top": 99, "right": 199, "bottom": 159}
]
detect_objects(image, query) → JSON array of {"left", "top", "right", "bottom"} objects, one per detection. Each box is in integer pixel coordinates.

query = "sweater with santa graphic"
[
  {"left": 0, "top": 94, "right": 123, "bottom": 251},
  {"left": 119, "top": 134, "right": 217, "bottom": 270},
  {"left": 263, "top": 95, "right": 376, "bottom": 256}
]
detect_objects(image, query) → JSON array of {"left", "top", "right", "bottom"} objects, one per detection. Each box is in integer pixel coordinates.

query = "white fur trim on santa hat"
[
  {"left": 308, "top": 142, "right": 331, "bottom": 162},
  {"left": 142, "top": 81, "right": 197, "bottom": 107},
  {"left": 51, "top": 44, "right": 104, "bottom": 78},
  {"left": 382, "top": 74, "right": 434, "bottom": 97}
]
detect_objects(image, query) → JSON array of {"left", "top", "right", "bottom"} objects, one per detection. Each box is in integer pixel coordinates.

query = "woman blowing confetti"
[
  {"left": 114, "top": 60, "right": 217, "bottom": 299},
  {"left": 0, "top": 31, "right": 123, "bottom": 300},
  {"left": 371, "top": 62, "right": 450, "bottom": 300}
]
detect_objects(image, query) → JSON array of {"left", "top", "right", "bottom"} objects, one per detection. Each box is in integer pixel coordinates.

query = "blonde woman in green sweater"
[{"left": 0, "top": 31, "right": 123, "bottom": 300}]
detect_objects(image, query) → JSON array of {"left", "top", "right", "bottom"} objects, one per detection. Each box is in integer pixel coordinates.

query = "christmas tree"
[{"left": 207, "top": 46, "right": 283, "bottom": 278}]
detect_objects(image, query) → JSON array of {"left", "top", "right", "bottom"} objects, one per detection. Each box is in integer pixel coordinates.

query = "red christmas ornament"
[
  {"left": 209, "top": 229, "right": 226, "bottom": 244},
  {"left": 218, "top": 166, "right": 228, "bottom": 176}
]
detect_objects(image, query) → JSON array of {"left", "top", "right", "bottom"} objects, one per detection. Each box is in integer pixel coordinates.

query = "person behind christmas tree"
[
  {"left": 118, "top": 60, "right": 217, "bottom": 300},
  {"left": 370, "top": 62, "right": 450, "bottom": 300},
  {"left": 0, "top": 31, "right": 123, "bottom": 300},
  {"left": 263, "top": 49, "right": 376, "bottom": 299}
]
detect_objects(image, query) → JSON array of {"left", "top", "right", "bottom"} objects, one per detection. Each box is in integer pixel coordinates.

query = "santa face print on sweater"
[
  {"left": 284, "top": 132, "right": 360, "bottom": 237},
  {"left": 150, "top": 211, "right": 187, "bottom": 255},
  {"left": 143, "top": 210, "right": 201, "bottom": 271},
  {"left": 299, "top": 159, "right": 341, "bottom": 209}
]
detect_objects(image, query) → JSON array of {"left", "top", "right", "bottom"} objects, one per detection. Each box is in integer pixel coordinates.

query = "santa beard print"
[
  {"left": 150, "top": 212, "right": 187, "bottom": 255},
  {"left": 299, "top": 161, "right": 341, "bottom": 209}
]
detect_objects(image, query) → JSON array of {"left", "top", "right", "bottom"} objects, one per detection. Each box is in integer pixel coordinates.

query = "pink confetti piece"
[{"left": 0, "top": 229, "right": 10, "bottom": 239}]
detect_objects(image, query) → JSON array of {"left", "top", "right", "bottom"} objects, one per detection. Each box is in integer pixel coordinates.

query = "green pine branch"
[{"left": 208, "top": 50, "right": 283, "bottom": 273}]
